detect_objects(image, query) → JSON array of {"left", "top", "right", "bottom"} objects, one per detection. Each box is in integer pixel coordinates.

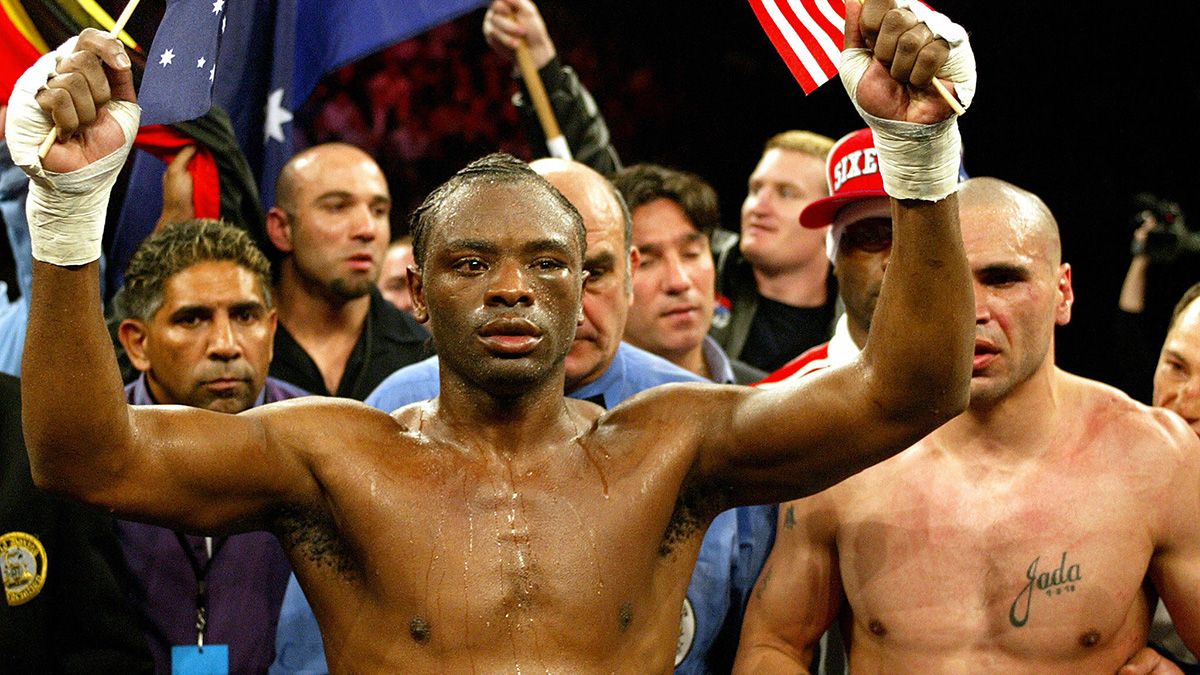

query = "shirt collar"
[
  {"left": 569, "top": 344, "right": 626, "bottom": 406},
  {"left": 826, "top": 314, "right": 861, "bottom": 367},
  {"left": 701, "top": 335, "right": 736, "bottom": 384},
  {"left": 128, "top": 372, "right": 267, "bottom": 408}
]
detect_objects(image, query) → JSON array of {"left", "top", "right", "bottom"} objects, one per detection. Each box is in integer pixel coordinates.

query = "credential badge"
[
  {"left": 676, "top": 596, "right": 696, "bottom": 666},
  {"left": 1, "top": 531, "right": 47, "bottom": 606}
]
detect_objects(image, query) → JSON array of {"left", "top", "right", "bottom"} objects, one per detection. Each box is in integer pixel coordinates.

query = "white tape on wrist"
[
  {"left": 858, "top": 110, "right": 960, "bottom": 202},
  {"left": 838, "top": 1, "right": 975, "bottom": 202},
  {"left": 6, "top": 39, "right": 141, "bottom": 266}
]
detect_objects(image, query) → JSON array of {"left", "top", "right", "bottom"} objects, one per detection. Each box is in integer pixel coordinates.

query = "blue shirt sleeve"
[
  {"left": 269, "top": 574, "right": 328, "bottom": 674},
  {"left": 364, "top": 356, "right": 441, "bottom": 411},
  {"left": 0, "top": 141, "right": 31, "bottom": 377}
]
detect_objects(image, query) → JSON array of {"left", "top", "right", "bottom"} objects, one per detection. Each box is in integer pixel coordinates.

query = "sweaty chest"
[
  {"left": 314, "top": 451, "right": 701, "bottom": 658},
  {"left": 836, "top": 463, "right": 1155, "bottom": 656}
]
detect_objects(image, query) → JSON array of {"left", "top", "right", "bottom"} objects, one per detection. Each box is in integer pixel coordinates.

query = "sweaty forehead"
[
  {"left": 433, "top": 182, "right": 581, "bottom": 252},
  {"left": 961, "top": 205, "right": 1059, "bottom": 273},
  {"left": 959, "top": 179, "right": 1060, "bottom": 263},
  {"left": 960, "top": 207, "right": 1037, "bottom": 269}
]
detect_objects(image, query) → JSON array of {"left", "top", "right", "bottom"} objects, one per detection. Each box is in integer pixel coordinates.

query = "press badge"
[{"left": 171, "top": 644, "right": 228, "bottom": 675}]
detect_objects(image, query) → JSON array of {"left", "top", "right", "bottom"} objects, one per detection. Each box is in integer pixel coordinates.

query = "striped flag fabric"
[{"left": 748, "top": 0, "right": 846, "bottom": 94}]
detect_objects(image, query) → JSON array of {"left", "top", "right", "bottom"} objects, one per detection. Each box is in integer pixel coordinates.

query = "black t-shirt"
[
  {"left": 270, "top": 288, "right": 431, "bottom": 400},
  {"left": 739, "top": 296, "right": 836, "bottom": 372}
]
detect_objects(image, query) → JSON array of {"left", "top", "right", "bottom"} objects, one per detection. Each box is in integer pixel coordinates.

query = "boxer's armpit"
[
  {"left": 273, "top": 502, "right": 358, "bottom": 580},
  {"left": 658, "top": 475, "right": 731, "bottom": 557}
]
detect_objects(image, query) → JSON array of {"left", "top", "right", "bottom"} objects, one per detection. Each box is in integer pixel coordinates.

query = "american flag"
[{"left": 748, "top": 0, "right": 846, "bottom": 94}]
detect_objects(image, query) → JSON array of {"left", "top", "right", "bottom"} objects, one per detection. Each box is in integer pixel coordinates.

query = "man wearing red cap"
[
  {"left": 736, "top": 165, "right": 1200, "bottom": 671},
  {"left": 755, "top": 127, "right": 892, "bottom": 388}
]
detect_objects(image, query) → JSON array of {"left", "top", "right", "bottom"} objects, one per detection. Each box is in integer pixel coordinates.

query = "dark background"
[{"left": 470, "top": 1, "right": 1200, "bottom": 392}]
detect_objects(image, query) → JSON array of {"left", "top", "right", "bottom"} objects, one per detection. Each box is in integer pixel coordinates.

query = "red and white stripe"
[
  {"left": 747, "top": 0, "right": 846, "bottom": 94},
  {"left": 755, "top": 341, "right": 833, "bottom": 387}
]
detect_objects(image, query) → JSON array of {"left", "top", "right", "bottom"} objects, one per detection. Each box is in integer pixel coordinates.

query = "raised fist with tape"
[
  {"left": 841, "top": 0, "right": 976, "bottom": 202},
  {"left": 5, "top": 28, "right": 139, "bottom": 266}
]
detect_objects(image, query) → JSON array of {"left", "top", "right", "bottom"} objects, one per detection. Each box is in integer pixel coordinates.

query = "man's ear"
[
  {"left": 1055, "top": 263, "right": 1074, "bottom": 326},
  {"left": 117, "top": 319, "right": 152, "bottom": 373},
  {"left": 407, "top": 265, "right": 429, "bottom": 324},
  {"left": 265, "top": 207, "right": 295, "bottom": 254},
  {"left": 264, "top": 308, "right": 278, "bottom": 362},
  {"left": 619, "top": 246, "right": 641, "bottom": 300}
]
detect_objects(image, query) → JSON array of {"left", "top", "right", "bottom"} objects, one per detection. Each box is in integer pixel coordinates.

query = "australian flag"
[{"left": 115, "top": 0, "right": 486, "bottom": 286}]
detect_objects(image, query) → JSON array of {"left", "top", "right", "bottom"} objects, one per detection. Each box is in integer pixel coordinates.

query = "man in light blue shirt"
[
  {"left": 271, "top": 158, "right": 768, "bottom": 674},
  {"left": 0, "top": 136, "right": 33, "bottom": 377}
]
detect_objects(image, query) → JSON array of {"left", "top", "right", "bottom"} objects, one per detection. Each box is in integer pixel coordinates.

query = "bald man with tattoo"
[
  {"left": 734, "top": 178, "right": 1200, "bottom": 674},
  {"left": 11, "top": 1, "right": 975, "bottom": 671}
]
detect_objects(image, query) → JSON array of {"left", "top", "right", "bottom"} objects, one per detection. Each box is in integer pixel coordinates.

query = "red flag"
[
  {"left": 0, "top": 5, "right": 46, "bottom": 105},
  {"left": 748, "top": 0, "right": 846, "bottom": 94},
  {"left": 134, "top": 126, "right": 222, "bottom": 220}
]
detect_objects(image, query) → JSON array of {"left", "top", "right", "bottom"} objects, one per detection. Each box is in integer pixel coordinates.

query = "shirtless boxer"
[
  {"left": 12, "top": 1, "right": 975, "bottom": 671},
  {"left": 734, "top": 177, "right": 1200, "bottom": 673}
]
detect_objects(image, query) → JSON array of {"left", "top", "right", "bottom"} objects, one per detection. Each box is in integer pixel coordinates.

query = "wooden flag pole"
[
  {"left": 37, "top": 0, "right": 143, "bottom": 159},
  {"left": 931, "top": 79, "right": 964, "bottom": 116},
  {"left": 512, "top": 40, "right": 571, "bottom": 160}
]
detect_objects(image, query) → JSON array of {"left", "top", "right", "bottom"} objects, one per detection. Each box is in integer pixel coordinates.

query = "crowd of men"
[{"left": 0, "top": 0, "right": 1198, "bottom": 673}]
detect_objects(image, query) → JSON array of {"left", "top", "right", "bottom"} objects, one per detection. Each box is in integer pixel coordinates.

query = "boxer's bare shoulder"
[{"left": 1059, "top": 370, "right": 1200, "bottom": 473}]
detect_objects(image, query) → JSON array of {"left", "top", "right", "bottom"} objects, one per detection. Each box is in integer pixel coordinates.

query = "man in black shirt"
[
  {"left": 0, "top": 373, "right": 152, "bottom": 673},
  {"left": 710, "top": 131, "right": 840, "bottom": 372},
  {"left": 264, "top": 143, "right": 429, "bottom": 399}
]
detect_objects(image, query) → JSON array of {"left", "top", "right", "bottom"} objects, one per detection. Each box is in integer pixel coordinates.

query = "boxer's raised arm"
[
  {"left": 687, "top": 0, "right": 974, "bottom": 504},
  {"left": 12, "top": 31, "right": 328, "bottom": 532}
]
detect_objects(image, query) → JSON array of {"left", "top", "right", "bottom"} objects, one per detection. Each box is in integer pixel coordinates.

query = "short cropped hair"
[
  {"left": 612, "top": 163, "right": 721, "bottom": 238},
  {"left": 763, "top": 130, "right": 836, "bottom": 160},
  {"left": 1169, "top": 282, "right": 1200, "bottom": 332},
  {"left": 408, "top": 152, "right": 586, "bottom": 269},
  {"left": 121, "top": 219, "right": 273, "bottom": 321}
]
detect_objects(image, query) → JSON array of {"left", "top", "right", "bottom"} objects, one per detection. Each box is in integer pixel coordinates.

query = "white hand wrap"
[
  {"left": 6, "top": 38, "right": 140, "bottom": 266},
  {"left": 839, "top": 0, "right": 976, "bottom": 202}
]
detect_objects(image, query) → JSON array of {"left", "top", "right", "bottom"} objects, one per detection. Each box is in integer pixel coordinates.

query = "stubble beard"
[{"left": 328, "top": 275, "right": 375, "bottom": 301}]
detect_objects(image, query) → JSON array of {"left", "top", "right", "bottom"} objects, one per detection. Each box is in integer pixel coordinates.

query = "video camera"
[{"left": 1131, "top": 192, "right": 1200, "bottom": 264}]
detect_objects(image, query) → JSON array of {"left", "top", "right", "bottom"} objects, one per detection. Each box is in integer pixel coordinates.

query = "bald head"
[
  {"left": 275, "top": 142, "right": 383, "bottom": 213},
  {"left": 265, "top": 142, "right": 392, "bottom": 300},
  {"left": 531, "top": 158, "right": 632, "bottom": 255},
  {"left": 958, "top": 177, "right": 1061, "bottom": 267},
  {"left": 527, "top": 159, "right": 637, "bottom": 388}
]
